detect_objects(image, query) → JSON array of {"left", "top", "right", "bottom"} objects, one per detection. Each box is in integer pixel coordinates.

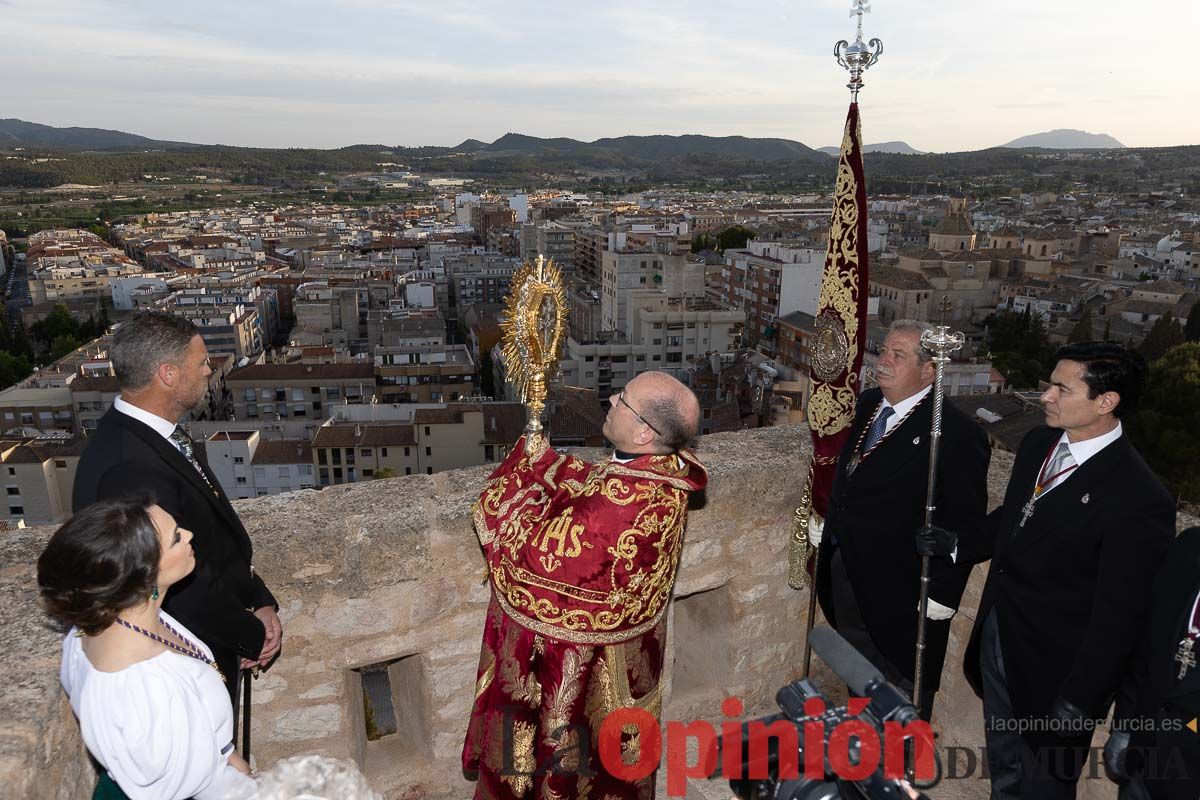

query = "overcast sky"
[{"left": 2, "top": 0, "right": 1196, "bottom": 152}]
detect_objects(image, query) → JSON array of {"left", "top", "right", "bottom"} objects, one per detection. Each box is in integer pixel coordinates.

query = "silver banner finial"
[{"left": 835, "top": 0, "right": 883, "bottom": 101}]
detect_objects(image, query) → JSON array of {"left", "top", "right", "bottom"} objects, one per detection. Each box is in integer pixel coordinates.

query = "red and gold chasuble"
[{"left": 463, "top": 435, "right": 707, "bottom": 800}]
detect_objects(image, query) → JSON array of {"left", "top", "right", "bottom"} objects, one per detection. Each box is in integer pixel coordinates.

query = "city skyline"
[{"left": 2, "top": 0, "right": 1198, "bottom": 152}]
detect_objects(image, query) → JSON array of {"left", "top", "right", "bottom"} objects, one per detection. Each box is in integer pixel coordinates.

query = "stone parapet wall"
[{"left": 2, "top": 424, "right": 1194, "bottom": 799}]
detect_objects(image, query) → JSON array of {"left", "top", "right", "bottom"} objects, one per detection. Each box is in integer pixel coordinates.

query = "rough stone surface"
[{"left": 2, "top": 425, "right": 1196, "bottom": 799}]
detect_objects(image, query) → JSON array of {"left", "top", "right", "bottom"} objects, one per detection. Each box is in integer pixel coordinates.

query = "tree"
[
  {"left": 372, "top": 467, "right": 398, "bottom": 480},
  {"left": 30, "top": 303, "right": 79, "bottom": 348},
  {"left": 480, "top": 348, "right": 497, "bottom": 399},
  {"left": 0, "top": 352, "right": 33, "bottom": 390},
  {"left": 716, "top": 225, "right": 755, "bottom": 252},
  {"left": 1126, "top": 342, "right": 1200, "bottom": 505},
  {"left": 50, "top": 334, "right": 80, "bottom": 361},
  {"left": 1067, "top": 308, "right": 1094, "bottom": 343},
  {"left": 1185, "top": 302, "right": 1200, "bottom": 343},
  {"left": 983, "top": 308, "right": 1055, "bottom": 389},
  {"left": 691, "top": 232, "right": 715, "bottom": 253},
  {"left": 1138, "top": 314, "right": 1185, "bottom": 363}
]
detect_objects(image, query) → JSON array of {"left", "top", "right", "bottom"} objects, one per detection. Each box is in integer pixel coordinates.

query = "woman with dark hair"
[{"left": 37, "top": 498, "right": 255, "bottom": 800}]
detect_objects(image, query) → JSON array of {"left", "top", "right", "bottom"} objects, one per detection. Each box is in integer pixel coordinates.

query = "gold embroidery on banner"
[
  {"left": 533, "top": 635, "right": 546, "bottom": 656},
  {"left": 808, "top": 112, "right": 864, "bottom": 438},
  {"left": 499, "top": 623, "right": 543, "bottom": 708},
  {"left": 577, "top": 776, "right": 593, "bottom": 800}
]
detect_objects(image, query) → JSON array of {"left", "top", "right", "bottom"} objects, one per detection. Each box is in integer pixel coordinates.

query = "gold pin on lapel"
[
  {"left": 912, "top": 436, "right": 920, "bottom": 445},
  {"left": 1081, "top": 494, "right": 1090, "bottom": 504}
]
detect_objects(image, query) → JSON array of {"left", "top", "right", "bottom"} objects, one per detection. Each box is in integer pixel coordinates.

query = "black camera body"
[{"left": 718, "top": 628, "right": 936, "bottom": 800}]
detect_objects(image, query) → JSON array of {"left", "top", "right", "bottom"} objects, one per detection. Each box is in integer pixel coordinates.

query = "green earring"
[{"left": 149, "top": 585, "right": 159, "bottom": 601}]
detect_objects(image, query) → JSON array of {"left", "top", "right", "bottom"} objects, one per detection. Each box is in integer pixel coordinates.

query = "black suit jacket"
[
  {"left": 816, "top": 386, "right": 991, "bottom": 691},
  {"left": 1115, "top": 527, "right": 1200, "bottom": 799},
  {"left": 72, "top": 407, "right": 275, "bottom": 683},
  {"left": 961, "top": 425, "right": 1174, "bottom": 743}
]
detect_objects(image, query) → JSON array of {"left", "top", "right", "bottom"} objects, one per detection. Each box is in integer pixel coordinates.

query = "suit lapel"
[
  {"left": 1007, "top": 433, "right": 1131, "bottom": 554},
  {"left": 846, "top": 391, "right": 931, "bottom": 483},
  {"left": 109, "top": 411, "right": 249, "bottom": 549}
]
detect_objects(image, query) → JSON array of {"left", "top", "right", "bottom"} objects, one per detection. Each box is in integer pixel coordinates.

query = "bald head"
[{"left": 634, "top": 372, "right": 701, "bottom": 452}]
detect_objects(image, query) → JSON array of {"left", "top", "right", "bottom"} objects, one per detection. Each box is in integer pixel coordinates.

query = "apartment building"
[
  {"left": 225, "top": 363, "right": 377, "bottom": 421},
  {"left": 624, "top": 294, "right": 743, "bottom": 370},
  {"left": 310, "top": 401, "right": 523, "bottom": 484},
  {"left": 374, "top": 343, "right": 478, "bottom": 403},
  {"left": 161, "top": 300, "right": 262, "bottom": 360},
  {"left": 712, "top": 241, "right": 824, "bottom": 349},
  {"left": 204, "top": 431, "right": 315, "bottom": 499},
  {"left": 1, "top": 434, "right": 85, "bottom": 526}
]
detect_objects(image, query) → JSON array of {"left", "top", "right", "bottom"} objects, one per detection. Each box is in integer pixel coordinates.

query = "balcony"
[{"left": 0, "top": 426, "right": 1175, "bottom": 799}]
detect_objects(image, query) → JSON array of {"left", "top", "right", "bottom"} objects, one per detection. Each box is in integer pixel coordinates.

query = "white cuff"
[
  {"left": 924, "top": 598, "right": 956, "bottom": 620},
  {"left": 808, "top": 516, "right": 824, "bottom": 549}
]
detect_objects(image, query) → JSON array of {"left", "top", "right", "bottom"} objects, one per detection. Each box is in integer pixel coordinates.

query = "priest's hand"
[
  {"left": 915, "top": 525, "right": 957, "bottom": 558},
  {"left": 1049, "top": 695, "right": 1091, "bottom": 738},
  {"left": 808, "top": 516, "right": 824, "bottom": 549}
]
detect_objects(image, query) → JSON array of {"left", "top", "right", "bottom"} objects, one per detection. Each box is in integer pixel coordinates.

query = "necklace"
[
  {"left": 1175, "top": 589, "right": 1200, "bottom": 681},
  {"left": 114, "top": 614, "right": 225, "bottom": 682},
  {"left": 1018, "top": 440, "right": 1080, "bottom": 528},
  {"left": 846, "top": 398, "right": 923, "bottom": 476}
]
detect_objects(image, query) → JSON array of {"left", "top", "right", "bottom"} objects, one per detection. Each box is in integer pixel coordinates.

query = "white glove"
[
  {"left": 923, "top": 598, "right": 956, "bottom": 620},
  {"left": 808, "top": 516, "right": 824, "bottom": 549}
]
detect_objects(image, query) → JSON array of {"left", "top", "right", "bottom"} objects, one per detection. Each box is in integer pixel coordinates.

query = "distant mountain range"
[
  {"left": 817, "top": 141, "right": 924, "bottom": 156},
  {"left": 456, "top": 132, "right": 829, "bottom": 163},
  {"left": 1001, "top": 129, "right": 1125, "bottom": 149},
  {"left": 0, "top": 118, "right": 193, "bottom": 151},
  {"left": 3, "top": 118, "right": 1196, "bottom": 194}
]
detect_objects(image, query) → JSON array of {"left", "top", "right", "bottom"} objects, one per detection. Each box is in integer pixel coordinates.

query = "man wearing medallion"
[
  {"left": 462, "top": 371, "right": 705, "bottom": 800},
  {"left": 918, "top": 340, "right": 1175, "bottom": 799},
  {"left": 812, "top": 319, "right": 990, "bottom": 721}
]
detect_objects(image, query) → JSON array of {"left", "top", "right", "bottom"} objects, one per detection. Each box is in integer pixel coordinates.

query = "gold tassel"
[{"left": 788, "top": 473, "right": 814, "bottom": 590}]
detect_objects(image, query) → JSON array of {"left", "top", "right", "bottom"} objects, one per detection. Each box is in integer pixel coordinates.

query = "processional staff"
[
  {"left": 794, "top": 0, "right": 883, "bottom": 680},
  {"left": 912, "top": 296, "right": 965, "bottom": 714}
]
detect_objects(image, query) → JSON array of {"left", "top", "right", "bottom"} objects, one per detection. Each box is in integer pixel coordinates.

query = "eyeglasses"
[{"left": 617, "top": 390, "right": 662, "bottom": 436}]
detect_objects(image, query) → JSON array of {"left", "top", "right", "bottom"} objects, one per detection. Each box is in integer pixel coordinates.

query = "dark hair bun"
[{"left": 37, "top": 498, "right": 160, "bottom": 636}]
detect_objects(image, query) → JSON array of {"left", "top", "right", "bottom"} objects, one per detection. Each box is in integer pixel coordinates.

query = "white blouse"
[{"left": 60, "top": 610, "right": 255, "bottom": 800}]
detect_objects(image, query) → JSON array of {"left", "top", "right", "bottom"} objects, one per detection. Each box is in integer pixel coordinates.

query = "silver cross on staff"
[{"left": 834, "top": 0, "right": 883, "bottom": 101}]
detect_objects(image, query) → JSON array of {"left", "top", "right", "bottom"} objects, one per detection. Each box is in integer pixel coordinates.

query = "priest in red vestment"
[{"left": 463, "top": 371, "right": 706, "bottom": 800}]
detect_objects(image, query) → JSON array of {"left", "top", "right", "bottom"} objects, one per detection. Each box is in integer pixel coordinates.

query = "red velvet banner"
[{"left": 807, "top": 102, "right": 870, "bottom": 519}]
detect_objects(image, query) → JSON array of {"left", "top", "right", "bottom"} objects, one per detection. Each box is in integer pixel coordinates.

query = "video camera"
[{"left": 716, "top": 627, "right": 938, "bottom": 800}]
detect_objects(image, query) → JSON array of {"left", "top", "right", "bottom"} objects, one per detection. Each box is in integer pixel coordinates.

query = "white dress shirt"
[
  {"left": 1040, "top": 421, "right": 1123, "bottom": 496},
  {"left": 113, "top": 396, "right": 179, "bottom": 443},
  {"left": 871, "top": 384, "right": 932, "bottom": 434}
]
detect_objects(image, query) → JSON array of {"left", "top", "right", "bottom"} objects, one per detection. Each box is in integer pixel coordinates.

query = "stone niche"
[{"left": 3, "top": 425, "right": 1182, "bottom": 799}]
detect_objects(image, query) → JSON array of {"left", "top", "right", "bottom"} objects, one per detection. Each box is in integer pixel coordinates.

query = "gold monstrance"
[{"left": 500, "top": 255, "right": 568, "bottom": 438}]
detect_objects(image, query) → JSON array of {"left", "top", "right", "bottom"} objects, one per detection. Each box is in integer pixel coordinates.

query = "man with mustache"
[{"left": 812, "top": 319, "right": 990, "bottom": 720}]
